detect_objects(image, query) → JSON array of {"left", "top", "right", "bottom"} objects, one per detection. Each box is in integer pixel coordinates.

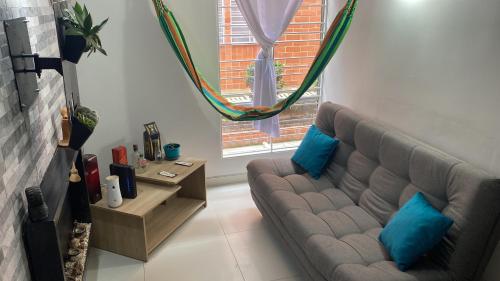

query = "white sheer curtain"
[{"left": 234, "top": 0, "right": 302, "bottom": 137}]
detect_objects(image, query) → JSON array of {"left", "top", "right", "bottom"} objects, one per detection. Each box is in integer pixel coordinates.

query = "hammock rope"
[{"left": 153, "top": 0, "right": 358, "bottom": 121}]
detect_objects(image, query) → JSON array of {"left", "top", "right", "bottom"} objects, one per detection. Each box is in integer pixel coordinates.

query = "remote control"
[
  {"left": 158, "top": 171, "right": 177, "bottom": 178},
  {"left": 175, "top": 161, "right": 193, "bottom": 167}
]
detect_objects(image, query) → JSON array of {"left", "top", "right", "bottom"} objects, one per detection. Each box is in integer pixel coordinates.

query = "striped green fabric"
[{"left": 153, "top": 0, "right": 358, "bottom": 121}]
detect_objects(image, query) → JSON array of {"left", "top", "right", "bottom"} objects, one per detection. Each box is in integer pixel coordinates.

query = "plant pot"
[
  {"left": 163, "top": 143, "right": 180, "bottom": 160},
  {"left": 63, "top": 35, "right": 86, "bottom": 63},
  {"left": 69, "top": 116, "right": 93, "bottom": 150}
]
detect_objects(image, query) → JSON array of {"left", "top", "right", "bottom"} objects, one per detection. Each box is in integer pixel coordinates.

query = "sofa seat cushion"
[{"left": 249, "top": 159, "right": 391, "bottom": 278}]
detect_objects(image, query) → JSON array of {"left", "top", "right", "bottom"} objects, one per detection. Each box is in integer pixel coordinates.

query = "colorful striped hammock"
[{"left": 153, "top": 0, "right": 358, "bottom": 121}]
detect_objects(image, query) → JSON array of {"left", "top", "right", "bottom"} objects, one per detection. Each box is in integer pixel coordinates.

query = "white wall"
[
  {"left": 324, "top": 0, "right": 500, "bottom": 279},
  {"left": 77, "top": 0, "right": 293, "bottom": 178},
  {"left": 325, "top": 0, "right": 500, "bottom": 176}
]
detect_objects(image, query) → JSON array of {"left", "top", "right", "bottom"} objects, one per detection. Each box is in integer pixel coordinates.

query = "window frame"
[
  {"left": 217, "top": 0, "right": 329, "bottom": 158},
  {"left": 218, "top": 0, "right": 225, "bottom": 44}
]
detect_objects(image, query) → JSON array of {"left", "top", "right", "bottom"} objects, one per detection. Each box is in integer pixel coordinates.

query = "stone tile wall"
[{"left": 0, "top": 1, "right": 66, "bottom": 280}]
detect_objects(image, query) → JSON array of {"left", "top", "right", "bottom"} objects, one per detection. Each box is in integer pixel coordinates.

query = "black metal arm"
[{"left": 12, "top": 53, "right": 63, "bottom": 77}]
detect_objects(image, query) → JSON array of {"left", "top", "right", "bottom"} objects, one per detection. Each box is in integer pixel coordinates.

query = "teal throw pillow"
[
  {"left": 379, "top": 192, "right": 453, "bottom": 271},
  {"left": 292, "top": 125, "right": 339, "bottom": 179}
]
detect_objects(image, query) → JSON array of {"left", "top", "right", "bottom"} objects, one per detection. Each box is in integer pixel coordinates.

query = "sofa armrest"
[{"left": 247, "top": 158, "right": 303, "bottom": 186}]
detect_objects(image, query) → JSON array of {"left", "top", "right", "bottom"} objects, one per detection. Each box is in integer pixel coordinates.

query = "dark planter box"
[
  {"left": 69, "top": 116, "right": 93, "bottom": 150},
  {"left": 63, "top": 35, "right": 86, "bottom": 63}
]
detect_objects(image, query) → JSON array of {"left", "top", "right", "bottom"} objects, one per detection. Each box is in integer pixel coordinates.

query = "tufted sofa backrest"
[{"left": 315, "top": 102, "right": 500, "bottom": 281}]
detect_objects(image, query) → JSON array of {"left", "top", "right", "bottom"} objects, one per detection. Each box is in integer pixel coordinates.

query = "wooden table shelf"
[
  {"left": 145, "top": 196, "right": 205, "bottom": 252},
  {"left": 90, "top": 158, "right": 206, "bottom": 261}
]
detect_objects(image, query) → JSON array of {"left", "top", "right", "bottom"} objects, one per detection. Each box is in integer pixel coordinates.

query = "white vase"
[{"left": 106, "top": 175, "right": 123, "bottom": 208}]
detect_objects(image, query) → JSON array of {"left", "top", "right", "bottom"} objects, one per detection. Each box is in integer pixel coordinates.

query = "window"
[
  {"left": 229, "top": 0, "right": 256, "bottom": 44},
  {"left": 218, "top": 0, "right": 225, "bottom": 44},
  {"left": 217, "top": 0, "right": 327, "bottom": 157}
]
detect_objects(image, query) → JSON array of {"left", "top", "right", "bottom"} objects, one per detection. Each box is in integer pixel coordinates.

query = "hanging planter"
[
  {"left": 63, "top": 35, "right": 86, "bottom": 63},
  {"left": 69, "top": 106, "right": 99, "bottom": 150},
  {"left": 61, "top": 1, "right": 109, "bottom": 64}
]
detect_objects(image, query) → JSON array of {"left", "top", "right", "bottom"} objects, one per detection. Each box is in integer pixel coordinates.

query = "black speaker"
[{"left": 109, "top": 163, "right": 137, "bottom": 199}]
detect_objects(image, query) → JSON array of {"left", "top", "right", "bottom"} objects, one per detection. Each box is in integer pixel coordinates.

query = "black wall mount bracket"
[
  {"left": 4, "top": 17, "right": 63, "bottom": 110},
  {"left": 12, "top": 53, "right": 63, "bottom": 78}
]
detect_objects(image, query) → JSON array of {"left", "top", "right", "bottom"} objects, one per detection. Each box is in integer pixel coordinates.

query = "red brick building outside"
[{"left": 218, "top": 0, "right": 325, "bottom": 154}]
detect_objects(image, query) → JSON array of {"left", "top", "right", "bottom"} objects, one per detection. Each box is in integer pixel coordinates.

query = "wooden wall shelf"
[{"left": 23, "top": 147, "right": 92, "bottom": 281}]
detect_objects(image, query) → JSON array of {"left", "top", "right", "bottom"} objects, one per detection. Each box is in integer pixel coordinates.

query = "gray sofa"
[{"left": 247, "top": 102, "right": 500, "bottom": 281}]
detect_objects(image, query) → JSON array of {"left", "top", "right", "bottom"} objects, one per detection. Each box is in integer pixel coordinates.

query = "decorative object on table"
[
  {"left": 158, "top": 170, "right": 176, "bottom": 178},
  {"left": 111, "top": 145, "right": 128, "bottom": 165},
  {"left": 61, "top": 1, "right": 108, "bottom": 63},
  {"left": 138, "top": 153, "right": 148, "bottom": 169},
  {"left": 58, "top": 106, "right": 71, "bottom": 147},
  {"left": 25, "top": 186, "right": 49, "bottom": 222},
  {"left": 155, "top": 148, "right": 163, "bottom": 163},
  {"left": 105, "top": 175, "right": 123, "bottom": 208},
  {"left": 109, "top": 163, "right": 137, "bottom": 199},
  {"left": 83, "top": 154, "right": 102, "bottom": 204},
  {"left": 175, "top": 161, "right": 193, "bottom": 167},
  {"left": 143, "top": 122, "right": 162, "bottom": 161},
  {"left": 69, "top": 106, "right": 99, "bottom": 150},
  {"left": 132, "top": 144, "right": 141, "bottom": 168},
  {"left": 163, "top": 143, "right": 180, "bottom": 161},
  {"left": 69, "top": 162, "right": 81, "bottom": 183}
]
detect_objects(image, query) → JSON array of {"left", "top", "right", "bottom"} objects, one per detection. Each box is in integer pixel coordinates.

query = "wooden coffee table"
[{"left": 90, "top": 157, "right": 206, "bottom": 261}]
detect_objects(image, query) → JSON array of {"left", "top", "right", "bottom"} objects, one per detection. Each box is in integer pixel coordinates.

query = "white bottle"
[
  {"left": 106, "top": 175, "right": 123, "bottom": 208},
  {"left": 132, "top": 144, "right": 141, "bottom": 168}
]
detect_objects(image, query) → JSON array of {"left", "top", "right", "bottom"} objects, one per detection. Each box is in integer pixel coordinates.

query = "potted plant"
[
  {"left": 246, "top": 61, "right": 285, "bottom": 91},
  {"left": 61, "top": 2, "right": 108, "bottom": 63},
  {"left": 69, "top": 106, "right": 99, "bottom": 150}
]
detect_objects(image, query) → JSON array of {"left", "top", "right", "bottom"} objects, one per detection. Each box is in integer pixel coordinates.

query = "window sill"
[{"left": 222, "top": 140, "right": 300, "bottom": 158}]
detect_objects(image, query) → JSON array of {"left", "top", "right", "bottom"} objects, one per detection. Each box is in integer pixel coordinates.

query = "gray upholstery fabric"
[{"left": 247, "top": 102, "right": 500, "bottom": 281}]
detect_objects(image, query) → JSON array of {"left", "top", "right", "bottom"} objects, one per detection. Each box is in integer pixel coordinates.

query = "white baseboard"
[{"left": 206, "top": 173, "right": 247, "bottom": 187}]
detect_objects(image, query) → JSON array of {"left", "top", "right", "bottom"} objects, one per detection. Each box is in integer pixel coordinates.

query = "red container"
[
  {"left": 83, "top": 154, "right": 102, "bottom": 204},
  {"left": 112, "top": 145, "right": 128, "bottom": 165}
]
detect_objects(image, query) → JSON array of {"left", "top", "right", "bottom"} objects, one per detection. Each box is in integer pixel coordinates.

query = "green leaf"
[
  {"left": 89, "top": 26, "right": 99, "bottom": 35},
  {"left": 63, "top": 8, "right": 80, "bottom": 27},
  {"left": 90, "top": 18, "right": 108, "bottom": 34},
  {"left": 83, "top": 4, "right": 89, "bottom": 17},
  {"left": 64, "top": 29, "right": 84, "bottom": 36},
  {"left": 83, "top": 14, "right": 92, "bottom": 33},
  {"left": 88, "top": 13, "right": 93, "bottom": 29},
  {"left": 75, "top": 10, "right": 85, "bottom": 27},
  {"left": 74, "top": 2, "right": 83, "bottom": 15},
  {"left": 97, "top": 47, "right": 107, "bottom": 56},
  {"left": 99, "top": 18, "right": 109, "bottom": 28}
]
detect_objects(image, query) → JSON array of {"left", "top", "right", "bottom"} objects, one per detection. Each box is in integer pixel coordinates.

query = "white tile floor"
[{"left": 86, "top": 183, "right": 306, "bottom": 281}]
